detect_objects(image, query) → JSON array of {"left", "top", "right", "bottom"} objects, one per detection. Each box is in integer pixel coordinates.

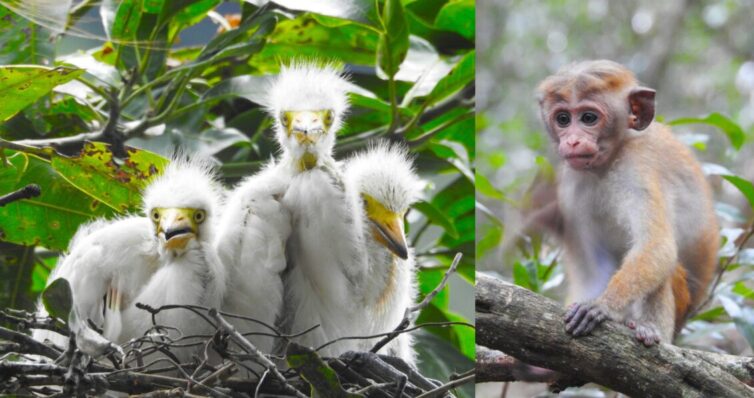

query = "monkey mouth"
[{"left": 564, "top": 153, "right": 598, "bottom": 169}]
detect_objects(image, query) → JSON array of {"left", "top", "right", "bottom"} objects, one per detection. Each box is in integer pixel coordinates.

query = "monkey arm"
[{"left": 599, "top": 175, "right": 678, "bottom": 314}]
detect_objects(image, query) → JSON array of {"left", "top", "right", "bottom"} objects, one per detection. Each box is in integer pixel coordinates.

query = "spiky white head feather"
[
  {"left": 266, "top": 61, "right": 350, "bottom": 166},
  {"left": 345, "top": 142, "right": 423, "bottom": 259},
  {"left": 142, "top": 156, "right": 223, "bottom": 253},
  {"left": 346, "top": 141, "right": 423, "bottom": 214}
]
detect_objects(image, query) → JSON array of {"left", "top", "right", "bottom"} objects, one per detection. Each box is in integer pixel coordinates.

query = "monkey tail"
[{"left": 672, "top": 264, "right": 692, "bottom": 333}]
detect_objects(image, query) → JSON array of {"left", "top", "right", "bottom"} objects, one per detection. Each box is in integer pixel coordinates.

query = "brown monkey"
[{"left": 537, "top": 60, "right": 718, "bottom": 345}]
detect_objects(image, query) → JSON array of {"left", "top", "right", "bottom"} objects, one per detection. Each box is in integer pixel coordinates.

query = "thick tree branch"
[
  {"left": 475, "top": 346, "right": 516, "bottom": 383},
  {"left": 476, "top": 273, "right": 754, "bottom": 397}
]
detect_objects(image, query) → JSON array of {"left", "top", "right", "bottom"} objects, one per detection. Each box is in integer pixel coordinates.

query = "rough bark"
[{"left": 476, "top": 273, "right": 754, "bottom": 398}]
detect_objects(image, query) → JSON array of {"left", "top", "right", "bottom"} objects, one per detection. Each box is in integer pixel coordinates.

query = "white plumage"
[
  {"left": 214, "top": 62, "right": 355, "bottom": 365},
  {"left": 344, "top": 142, "right": 423, "bottom": 365},
  {"left": 261, "top": 62, "right": 372, "bottom": 357},
  {"left": 214, "top": 160, "right": 292, "bottom": 358},
  {"left": 35, "top": 158, "right": 226, "bottom": 365}
]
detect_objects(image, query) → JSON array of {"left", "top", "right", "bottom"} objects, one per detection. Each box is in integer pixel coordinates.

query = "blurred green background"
[{"left": 477, "top": 0, "right": 754, "bottom": 396}]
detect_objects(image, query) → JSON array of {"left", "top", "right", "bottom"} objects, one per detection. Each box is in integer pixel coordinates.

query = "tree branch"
[{"left": 476, "top": 273, "right": 754, "bottom": 397}]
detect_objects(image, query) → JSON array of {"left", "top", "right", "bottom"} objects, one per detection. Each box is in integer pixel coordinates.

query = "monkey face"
[{"left": 545, "top": 103, "right": 609, "bottom": 170}]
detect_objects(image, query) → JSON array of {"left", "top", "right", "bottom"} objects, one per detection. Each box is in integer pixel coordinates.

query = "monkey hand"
[
  {"left": 625, "top": 320, "right": 662, "bottom": 346},
  {"left": 564, "top": 300, "right": 610, "bottom": 337}
]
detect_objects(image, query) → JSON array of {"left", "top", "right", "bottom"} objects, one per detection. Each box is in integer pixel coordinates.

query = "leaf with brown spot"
[
  {"left": 0, "top": 65, "right": 84, "bottom": 121},
  {"left": 0, "top": 151, "right": 114, "bottom": 250},
  {"left": 50, "top": 142, "right": 169, "bottom": 213}
]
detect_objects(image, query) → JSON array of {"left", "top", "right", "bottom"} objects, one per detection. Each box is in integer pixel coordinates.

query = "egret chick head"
[
  {"left": 346, "top": 142, "right": 424, "bottom": 259},
  {"left": 142, "top": 156, "right": 223, "bottom": 255},
  {"left": 266, "top": 61, "right": 350, "bottom": 168}
]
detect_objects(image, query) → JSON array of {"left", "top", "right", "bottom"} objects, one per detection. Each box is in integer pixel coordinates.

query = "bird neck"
[{"left": 281, "top": 149, "right": 335, "bottom": 174}]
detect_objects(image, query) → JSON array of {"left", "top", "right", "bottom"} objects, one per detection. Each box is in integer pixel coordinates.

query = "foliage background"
[
  {"left": 477, "top": 0, "right": 754, "bottom": 396},
  {"left": 0, "top": 0, "right": 475, "bottom": 393}
]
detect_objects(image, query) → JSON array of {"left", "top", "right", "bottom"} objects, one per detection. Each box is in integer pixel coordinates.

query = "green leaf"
[
  {"left": 286, "top": 342, "right": 361, "bottom": 398},
  {"left": 418, "top": 267, "right": 450, "bottom": 309},
  {"left": 32, "top": 256, "right": 56, "bottom": 294},
  {"left": 180, "top": 128, "right": 251, "bottom": 157},
  {"left": 434, "top": 0, "right": 475, "bottom": 40},
  {"left": 732, "top": 281, "right": 754, "bottom": 300},
  {"left": 475, "top": 172, "right": 504, "bottom": 200},
  {"left": 413, "top": 200, "right": 459, "bottom": 239},
  {"left": 426, "top": 50, "right": 474, "bottom": 105},
  {"left": 670, "top": 113, "right": 745, "bottom": 150},
  {"left": 50, "top": 142, "right": 169, "bottom": 213},
  {"left": 165, "top": 0, "right": 220, "bottom": 26},
  {"left": 722, "top": 175, "right": 754, "bottom": 211},
  {"left": 0, "top": 151, "right": 115, "bottom": 250},
  {"left": 476, "top": 223, "right": 503, "bottom": 259},
  {"left": 249, "top": 13, "right": 377, "bottom": 72},
  {"left": 0, "top": 66, "right": 84, "bottom": 121},
  {"left": 42, "top": 277, "right": 73, "bottom": 320},
  {"left": 691, "top": 306, "right": 725, "bottom": 322},
  {"left": 197, "top": 6, "right": 277, "bottom": 64},
  {"left": 413, "top": 332, "right": 473, "bottom": 398},
  {"left": 376, "top": 0, "right": 410, "bottom": 77},
  {"left": 202, "top": 75, "right": 271, "bottom": 105}
]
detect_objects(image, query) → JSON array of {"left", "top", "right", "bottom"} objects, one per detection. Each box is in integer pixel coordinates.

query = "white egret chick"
[
  {"left": 119, "top": 158, "right": 226, "bottom": 363},
  {"left": 345, "top": 142, "right": 423, "bottom": 365},
  {"left": 270, "top": 62, "right": 370, "bottom": 357},
  {"left": 214, "top": 161, "right": 292, "bottom": 358},
  {"left": 34, "top": 217, "right": 161, "bottom": 348},
  {"left": 34, "top": 158, "right": 226, "bottom": 365}
]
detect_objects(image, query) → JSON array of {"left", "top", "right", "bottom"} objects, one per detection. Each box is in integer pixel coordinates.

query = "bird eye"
[
  {"left": 150, "top": 209, "right": 160, "bottom": 222},
  {"left": 555, "top": 112, "right": 571, "bottom": 127},
  {"left": 193, "top": 210, "right": 206, "bottom": 224},
  {"left": 324, "top": 110, "right": 333, "bottom": 126},
  {"left": 581, "top": 112, "right": 599, "bottom": 126},
  {"left": 280, "top": 112, "right": 291, "bottom": 128}
]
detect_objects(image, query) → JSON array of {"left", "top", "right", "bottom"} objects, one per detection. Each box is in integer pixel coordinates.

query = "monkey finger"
[
  {"left": 565, "top": 306, "right": 590, "bottom": 333},
  {"left": 574, "top": 308, "right": 608, "bottom": 336},
  {"left": 564, "top": 303, "right": 582, "bottom": 323}
]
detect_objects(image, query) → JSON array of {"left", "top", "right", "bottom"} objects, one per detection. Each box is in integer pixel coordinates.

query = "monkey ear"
[{"left": 627, "top": 87, "right": 655, "bottom": 131}]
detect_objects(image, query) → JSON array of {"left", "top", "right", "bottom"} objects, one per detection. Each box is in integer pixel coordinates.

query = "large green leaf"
[
  {"left": 376, "top": 0, "right": 410, "bottom": 77},
  {"left": 0, "top": 66, "right": 84, "bottom": 121},
  {"left": 0, "top": 151, "right": 114, "bottom": 250},
  {"left": 50, "top": 142, "right": 169, "bottom": 213},
  {"left": 250, "top": 14, "right": 378, "bottom": 72},
  {"left": 434, "top": 0, "right": 474, "bottom": 40},
  {"left": 413, "top": 200, "right": 459, "bottom": 239},
  {"left": 722, "top": 175, "right": 754, "bottom": 211},
  {"left": 670, "top": 112, "right": 745, "bottom": 150},
  {"left": 426, "top": 50, "right": 474, "bottom": 105}
]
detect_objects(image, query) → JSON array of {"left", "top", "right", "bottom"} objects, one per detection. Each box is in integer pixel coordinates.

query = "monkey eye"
[
  {"left": 555, "top": 112, "right": 571, "bottom": 127},
  {"left": 581, "top": 112, "right": 599, "bottom": 125}
]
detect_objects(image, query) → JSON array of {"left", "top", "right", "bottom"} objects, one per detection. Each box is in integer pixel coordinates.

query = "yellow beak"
[
  {"left": 363, "top": 194, "right": 409, "bottom": 260},
  {"left": 155, "top": 208, "right": 198, "bottom": 250},
  {"left": 371, "top": 215, "right": 409, "bottom": 260},
  {"left": 282, "top": 110, "right": 334, "bottom": 145}
]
